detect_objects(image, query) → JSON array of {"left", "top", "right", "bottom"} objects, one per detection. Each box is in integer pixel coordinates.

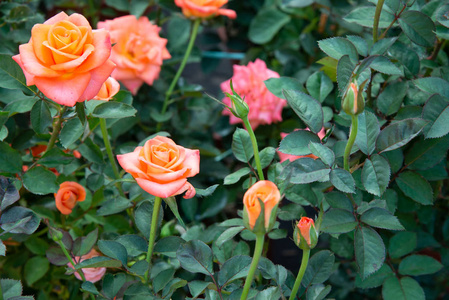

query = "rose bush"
[{"left": 12, "top": 12, "right": 115, "bottom": 106}]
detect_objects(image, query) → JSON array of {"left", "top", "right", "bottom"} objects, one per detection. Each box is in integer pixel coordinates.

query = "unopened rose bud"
[
  {"left": 49, "top": 227, "right": 63, "bottom": 242},
  {"left": 342, "top": 82, "right": 365, "bottom": 116},
  {"left": 226, "top": 80, "right": 249, "bottom": 119},
  {"left": 294, "top": 217, "right": 318, "bottom": 250}
]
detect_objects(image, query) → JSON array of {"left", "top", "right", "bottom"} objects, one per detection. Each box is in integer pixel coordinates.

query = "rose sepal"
[
  {"left": 294, "top": 221, "right": 319, "bottom": 250},
  {"left": 265, "top": 201, "right": 280, "bottom": 233},
  {"left": 225, "top": 80, "right": 249, "bottom": 120},
  {"left": 243, "top": 198, "right": 266, "bottom": 235}
]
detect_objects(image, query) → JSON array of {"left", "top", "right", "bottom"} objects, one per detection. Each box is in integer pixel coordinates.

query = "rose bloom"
[
  {"left": 97, "top": 15, "right": 171, "bottom": 95},
  {"left": 278, "top": 128, "right": 326, "bottom": 163},
  {"left": 243, "top": 180, "right": 281, "bottom": 229},
  {"left": 68, "top": 249, "right": 106, "bottom": 283},
  {"left": 54, "top": 181, "right": 86, "bottom": 215},
  {"left": 221, "top": 59, "right": 287, "bottom": 129},
  {"left": 12, "top": 12, "right": 115, "bottom": 106},
  {"left": 175, "top": 0, "right": 236, "bottom": 19},
  {"left": 117, "top": 136, "right": 200, "bottom": 199},
  {"left": 93, "top": 77, "right": 120, "bottom": 101},
  {"left": 297, "top": 217, "right": 315, "bottom": 246}
]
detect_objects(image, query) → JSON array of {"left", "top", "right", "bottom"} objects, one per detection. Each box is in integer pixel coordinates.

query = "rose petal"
[
  {"left": 135, "top": 177, "right": 187, "bottom": 198},
  {"left": 175, "top": 181, "right": 196, "bottom": 199},
  {"left": 217, "top": 8, "right": 237, "bottom": 19},
  {"left": 44, "top": 12, "right": 69, "bottom": 25},
  {"left": 75, "top": 29, "right": 112, "bottom": 73},
  {"left": 50, "top": 44, "right": 94, "bottom": 71},
  {"left": 117, "top": 147, "right": 149, "bottom": 179},
  {"left": 12, "top": 55, "right": 35, "bottom": 86},
  {"left": 77, "top": 59, "right": 116, "bottom": 102},
  {"left": 67, "top": 13, "right": 91, "bottom": 28},
  {"left": 182, "top": 149, "right": 200, "bottom": 177},
  {"left": 19, "top": 43, "right": 61, "bottom": 77},
  {"left": 34, "top": 72, "right": 91, "bottom": 106},
  {"left": 31, "top": 24, "right": 54, "bottom": 65}
]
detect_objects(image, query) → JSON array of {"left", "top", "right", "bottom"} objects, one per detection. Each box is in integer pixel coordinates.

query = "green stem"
[
  {"left": 243, "top": 117, "right": 265, "bottom": 180},
  {"left": 288, "top": 249, "right": 311, "bottom": 300},
  {"left": 373, "top": 0, "right": 385, "bottom": 43},
  {"left": 57, "top": 240, "right": 95, "bottom": 300},
  {"left": 144, "top": 196, "right": 163, "bottom": 283},
  {"left": 44, "top": 106, "right": 67, "bottom": 155},
  {"left": 344, "top": 115, "right": 358, "bottom": 172},
  {"left": 240, "top": 233, "right": 265, "bottom": 300},
  {"left": 156, "top": 18, "right": 201, "bottom": 131},
  {"left": 99, "top": 118, "right": 124, "bottom": 197}
]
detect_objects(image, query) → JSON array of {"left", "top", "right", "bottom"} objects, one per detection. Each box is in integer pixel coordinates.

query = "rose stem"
[
  {"left": 373, "top": 0, "right": 384, "bottom": 43},
  {"left": 56, "top": 240, "right": 95, "bottom": 300},
  {"left": 240, "top": 233, "right": 265, "bottom": 300},
  {"left": 156, "top": 18, "right": 201, "bottom": 131},
  {"left": 99, "top": 118, "right": 124, "bottom": 197},
  {"left": 343, "top": 115, "right": 358, "bottom": 172},
  {"left": 243, "top": 116, "right": 265, "bottom": 180},
  {"left": 144, "top": 196, "right": 162, "bottom": 284},
  {"left": 288, "top": 248, "right": 311, "bottom": 300},
  {"left": 44, "top": 106, "right": 67, "bottom": 156}
]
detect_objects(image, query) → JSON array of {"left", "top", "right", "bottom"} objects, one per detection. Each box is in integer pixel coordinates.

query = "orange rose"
[
  {"left": 97, "top": 15, "right": 171, "bottom": 95},
  {"left": 296, "top": 217, "right": 314, "bottom": 246},
  {"left": 243, "top": 180, "right": 281, "bottom": 230},
  {"left": 54, "top": 181, "right": 86, "bottom": 215},
  {"left": 117, "top": 136, "right": 200, "bottom": 199},
  {"left": 12, "top": 12, "right": 115, "bottom": 106},
  {"left": 175, "top": 0, "right": 237, "bottom": 19},
  {"left": 93, "top": 77, "right": 120, "bottom": 101}
]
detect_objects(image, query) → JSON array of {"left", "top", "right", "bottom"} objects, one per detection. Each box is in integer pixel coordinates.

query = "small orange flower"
[
  {"left": 93, "top": 77, "right": 120, "bottom": 101},
  {"left": 175, "top": 0, "right": 237, "bottom": 19},
  {"left": 297, "top": 217, "right": 315, "bottom": 246},
  {"left": 243, "top": 180, "right": 280, "bottom": 230},
  {"left": 54, "top": 181, "right": 86, "bottom": 215}
]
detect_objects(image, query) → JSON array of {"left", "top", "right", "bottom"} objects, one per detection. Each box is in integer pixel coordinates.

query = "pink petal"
[
  {"left": 75, "top": 29, "right": 112, "bottom": 73},
  {"left": 176, "top": 181, "right": 196, "bottom": 199},
  {"left": 12, "top": 54, "right": 35, "bottom": 85},
  {"left": 78, "top": 59, "right": 116, "bottom": 101},
  {"left": 44, "top": 12, "right": 69, "bottom": 25},
  {"left": 117, "top": 147, "right": 148, "bottom": 178},
  {"left": 182, "top": 149, "right": 200, "bottom": 177},
  {"left": 135, "top": 177, "right": 187, "bottom": 198},
  {"left": 19, "top": 43, "right": 60, "bottom": 77}
]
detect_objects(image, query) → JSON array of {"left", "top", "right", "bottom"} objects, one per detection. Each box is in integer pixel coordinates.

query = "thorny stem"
[
  {"left": 373, "top": 0, "right": 385, "bottom": 43},
  {"left": 44, "top": 106, "right": 67, "bottom": 156},
  {"left": 144, "top": 196, "right": 163, "bottom": 283},
  {"left": 243, "top": 117, "right": 265, "bottom": 181}
]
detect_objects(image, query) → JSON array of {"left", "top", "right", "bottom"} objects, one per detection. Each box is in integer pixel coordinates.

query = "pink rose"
[
  {"left": 221, "top": 59, "right": 287, "bottom": 129},
  {"left": 93, "top": 77, "right": 120, "bottom": 101},
  {"left": 12, "top": 12, "right": 115, "bottom": 106},
  {"left": 175, "top": 0, "right": 237, "bottom": 19},
  {"left": 278, "top": 128, "right": 326, "bottom": 163},
  {"left": 68, "top": 249, "right": 106, "bottom": 283},
  {"left": 97, "top": 15, "right": 171, "bottom": 95},
  {"left": 117, "top": 136, "right": 200, "bottom": 199}
]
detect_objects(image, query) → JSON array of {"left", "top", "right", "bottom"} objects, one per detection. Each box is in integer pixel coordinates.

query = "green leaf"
[
  {"left": 279, "top": 130, "right": 321, "bottom": 155},
  {"left": 370, "top": 56, "right": 403, "bottom": 76},
  {"left": 264, "top": 77, "right": 306, "bottom": 99},
  {"left": 362, "top": 154, "right": 390, "bottom": 197},
  {"left": 377, "top": 81, "right": 407, "bottom": 116},
  {"left": 24, "top": 256, "right": 49, "bottom": 285},
  {"left": 164, "top": 196, "right": 186, "bottom": 229},
  {"left": 279, "top": 157, "right": 330, "bottom": 184},
  {"left": 81, "top": 281, "right": 100, "bottom": 295},
  {"left": 177, "top": 240, "right": 213, "bottom": 275},
  {"left": 0, "top": 206, "right": 40, "bottom": 235},
  {"left": 167, "top": 16, "right": 191, "bottom": 49},
  {"left": 195, "top": 184, "right": 219, "bottom": 197},
  {"left": 215, "top": 226, "right": 245, "bottom": 248},
  {"left": 97, "top": 196, "right": 132, "bottom": 216},
  {"left": 23, "top": 166, "right": 58, "bottom": 195},
  {"left": 0, "top": 279, "right": 23, "bottom": 299},
  {"left": 382, "top": 277, "right": 425, "bottom": 300},
  {"left": 336, "top": 55, "right": 355, "bottom": 95},
  {"left": 325, "top": 191, "right": 353, "bottom": 212},
  {"left": 355, "top": 226, "right": 385, "bottom": 279},
  {"left": 398, "top": 254, "right": 443, "bottom": 276},
  {"left": 0, "top": 176, "right": 20, "bottom": 211},
  {"left": 0, "top": 54, "right": 33, "bottom": 93},
  {"left": 302, "top": 250, "right": 335, "bottom": 287},
  {"left": 255, "top": 287, "right": 281, "bottom": 300},
  {"left": 130, "top": 0, "right": 149, "bottom": 18},
  {"left": 91, "top": 101, "right": 137, "bottom": 119},
  {"left": 97, "top": 240, "right": 128, "bottom": 266},
  {"left": 153, "top": 268, "right": 175, "bottom": 293},
  {"left": 321, "top": 208, "right": 358, "bottom": 234},
  {"left": 115, "top": 235, "right": 147, "bottom": 257},
  {"left": 73, "top": 228, "right": 98, "bottom": 256},
  {"left": 360, "top": 207, "right": 404, "bottom": 230},
  {"left": 255, "top": 147, "right": 276, "bottom": 169},
  {"left": 424, "top": 105, "right": 449, "bottom": 138},
  {"left": 396, "top": 171, "right": 433, "bottom": 205},
  {"left": 306, "top": 71, "right": 334, "bottom": 102},
  {"left": 232, "top": 128, "right": 254, "bottom": 163},
  {"left": 75, "top": 256, "right": 122, "bottom": 269},
  {"left": 30, "top": 100, "right": 52, "bottom": 135},
  {"left": 413, "top": 77, "right": 449, "bottom": 99},
  {"left": 330, "top": 168, "right": 355, "bottom": 193},
  {"left": 398, "top": 11, "right": 436, "bottom": 47},
  {"left": 218, "top": 255, "right": 252, "bottom": 286},
  {"left": 346, "top": 35, "right": 368, "bottom": 56},
  {"left": 188, "top": 281, "right": 213, "bottom": 298},
  {"left": 60, "top": 118, "right": 84, "bottom": 149},
  {"left": 283, "top": 89, "right": 324, "bottom": 134},
  {"left": 405, "top": 135, "right": 449, "bottom": 170},
  {"left": 422, "top": 94, "right": 449, "bottom": 138},
  {"left": 370, "top": 37, "right": 398, "bottom": 55},
  {"left": 248, "top": 8, "right": 291, "bottom": 44},
  {"left": 0, "top": 142, "right": 22, "bottom": 173},
  {"left": 134, "top": 200, "right": 163, "bottom": 238},
  {"left": 154, "top": 236, "right": 184, "bottom": 258},
  {"left": 278, "top": 203, "right": 305, "bottom": 221},
  {"left": 78, "top": 137, "right": 104, "bottom": 164},
  {"left": 376, "top": 118, "right": 427, "bottom": 153},
  {"left": 308, "top": 142, "right": 335, "bottom": 166},
  {"left": 344, "top": 6, "right": 394, "bottom": 28},
  {"left": 389, "top": 231, "right": 417, "bottom": 259},
  {"left": 318, "top": 37, "right": 358, "bottom": 63},
  {"left": 356, "top": 111, "right": 380, "bottom": 155},
  {"left": 37, "top": 148, "right": 73, "bottom": 167},
  {"left": 306, "top": 284, "right": 331, "bottom": 300},
  {"left": 355, "top": 264, "right": 394, "bottom": 289}
]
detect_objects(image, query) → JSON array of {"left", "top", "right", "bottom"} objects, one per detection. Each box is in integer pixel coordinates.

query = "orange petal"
[
  {"left": 12, "top": 54, "right": 35, "bottom": 85},
  {"left": 67, "top": 13, "right": 91, "bottom": 28},
  {"left": 44, "top": 12, "right": 69, "bottom": 25},
  {"left": 31, "top": 24, "right": 54, "bottom": 65},
  {"left": 50, "top": 44, "right": 94, "bottom": 72},
  {"left": 19, "top": 43, "right": 61, "bottom": 77},
  {"left": 75, "top": 29, "right": 112, "bottom": 73},
  {"left": 77, "top": 59, "right": 116, "bottom": 102}
]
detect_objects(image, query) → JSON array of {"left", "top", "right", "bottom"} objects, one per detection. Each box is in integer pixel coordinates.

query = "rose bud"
[
  {"left": 294, "top": 217, "right": 318, "bottom": 250},
  {"left": 342, "top": 82, "right": 365, "bottom": 116},
  {"left": 54, "top": 181, "right": 86, "bottom": 215}
]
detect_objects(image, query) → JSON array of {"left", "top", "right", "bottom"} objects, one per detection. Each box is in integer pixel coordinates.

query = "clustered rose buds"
[
  {"left": 67, "top": 249, "right": 106, "bottom": 283},
  {"left": 294, "top": 217, "right": 318, "bottom": 250},
  {"left": 221, "top": 59, "right": 287, "bottom": 129},
  {"left": 13, "top": 12, "right": 115, "bottom": 106},
  {"left": 243, "top": 180, "right": 281, "bottom": 233},
  {"left": 97, "top": 15, "right": 171, "bottom": 95},
  {"left": 117, "top": 136, "right": 200, "bottom": 199},
  {"left": 54, "top": 181, "right": 86, "bottom": 215},
  {"left": 175, "top": 0, "right": 237, "bottom": 19}
]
